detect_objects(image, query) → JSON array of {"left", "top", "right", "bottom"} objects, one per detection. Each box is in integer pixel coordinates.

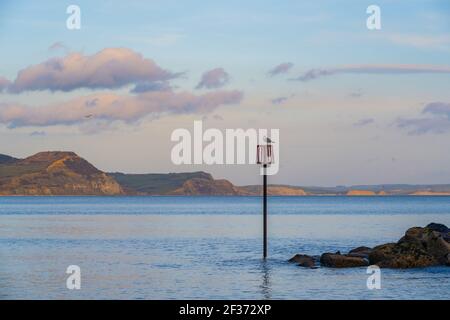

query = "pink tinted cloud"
[
  {"left": 9, "top": 48, "right": 179, "bottom": 93},
  {"left": 0, "top": 90, "right": 243, "bottom": 130}
]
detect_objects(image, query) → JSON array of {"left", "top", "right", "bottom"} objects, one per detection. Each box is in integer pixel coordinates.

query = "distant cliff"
[
  {"left": 238, "top": 185, "right": 307, "bottom": 196},
  {"left": 111, "top": 172, "right": 308, "bottom": 195},
  {"left": 0, "top": 152, "right": 124, "bottom": 195},
  {"left": 169, "top": 177, "right": 242, "bottom": 195},
  {"left": 0, "top": 152, "right": 247, "bottom": 196},
  {"left": 110, "top": 171, "right": 242, "bottom": 195},
  {"left": 346, "top": 190, "right": 377, "bottom": 196},
  {"left": 2, "top": 151, "right": 450, "bottom": 196}
]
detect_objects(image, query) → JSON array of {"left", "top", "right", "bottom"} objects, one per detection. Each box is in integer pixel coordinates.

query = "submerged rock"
[
  {"left": 320, "top": 252, "right": 369, "bottom": 268},
  {"left": 288, "top": 254, "right": 316, "bottom": 268}
]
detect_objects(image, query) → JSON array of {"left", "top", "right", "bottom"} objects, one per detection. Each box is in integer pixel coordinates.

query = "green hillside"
[
  {"left": 110, "top": 171, "right": 214, "bottom": 195},
  {"left": 0, "top": 154, "right": 19, "bottom": 165}
]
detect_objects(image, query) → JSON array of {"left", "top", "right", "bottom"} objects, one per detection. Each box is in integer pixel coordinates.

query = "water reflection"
[{"left": 259, "top": 259, "right": 272, "bottom": 299}]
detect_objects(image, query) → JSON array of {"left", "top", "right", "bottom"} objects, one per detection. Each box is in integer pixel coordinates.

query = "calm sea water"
[{"left": 0, "top": 196, "right": 449, "bottom": 300}]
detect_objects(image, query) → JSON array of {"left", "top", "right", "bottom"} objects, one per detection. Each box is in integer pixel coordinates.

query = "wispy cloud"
[
  {"left": 292, "top": 64, "right": 450, "bottom": 82},
  {"left": 353, "top": 118, "right": 374, "bottom": 127},
  {"left": 270, "top": 93, "right": 296, "bottom": 105},
  {"left": 196, "top": 68, "right": 230, "bottom": 89},
  {"left": 48, "top": 41, "right": 68, "bottom": 52},
  {"left": 6, "top": 48, "right": 180, "bottom": 93},
  {"left": 270, "top": 96, "right": 288, "bottom": 105},
  {"left": 268, "top": 62, "right": 294, "bottom": 77},
  {"left": 396, "top": 102, "right": 450, "bottom": 135},
  {"left": 29, "top": 131, "right": 46, "bottom": 137},
  {"left": 387, "top": 33, "right": 450, "bottom": 50}
]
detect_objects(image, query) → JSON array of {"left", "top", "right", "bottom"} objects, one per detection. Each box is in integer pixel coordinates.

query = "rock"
[
  {"left": 426, "top": 223, "right": 449, "bottom": 233},
  {"left": 369, "top": 225, "right": 450, "bottom": 268},
  {"left": 426, "top": 223, "right": 450, "bottom": 242},
  {"left": 347, "top": 246, "right": 372, "bottom": 259},
  {"left": 288, "top": 254, "right": 316, "bottom": 268},
  {"left": 290, "top": 223, "right": 450, "bottom": 269},
  {"left": 320, "top": 253, "right": 369, "bottom": 268},
  {"left": 400, "top": 227, "right": 450, "bottom": 264},
  {"left": 369, "top": 243, "right": 438, "bottom": 268}
]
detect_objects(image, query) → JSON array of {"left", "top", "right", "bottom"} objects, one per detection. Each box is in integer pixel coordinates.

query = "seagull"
[
  {"left": 263, "top": 136, "right": 275, "bottom": 144},
  {"left": 85, "top": 114, "right": 93, "bottom": 119}
]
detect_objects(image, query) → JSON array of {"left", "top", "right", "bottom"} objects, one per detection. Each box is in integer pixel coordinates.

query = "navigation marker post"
[{"left": 257, "top": 139, "right": 274, "bottom": 259}]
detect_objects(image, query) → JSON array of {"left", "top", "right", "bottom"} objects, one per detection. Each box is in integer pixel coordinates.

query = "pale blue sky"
[{"left": 1, "top": 1, "right": 450, "bottom": 186}]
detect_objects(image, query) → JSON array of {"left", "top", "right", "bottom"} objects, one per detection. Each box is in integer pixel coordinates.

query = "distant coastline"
[
  {"left": 2, "top": 151, "right": 450, "bottom": 196},
  {"left": 2, "top": 194, "right": 450, "bottom": 197}
]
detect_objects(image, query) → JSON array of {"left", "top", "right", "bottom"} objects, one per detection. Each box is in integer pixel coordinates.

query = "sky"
[{"left": 0, "top": 0, "right": 450, "bottom": 186}]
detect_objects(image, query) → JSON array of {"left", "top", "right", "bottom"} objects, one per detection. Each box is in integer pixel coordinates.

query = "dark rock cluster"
[{"left": 289, "top": 223, "right": 450, "bottom": 269}]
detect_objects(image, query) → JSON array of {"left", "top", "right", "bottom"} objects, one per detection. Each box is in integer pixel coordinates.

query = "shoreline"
[{"left": 2, "top": 194, "right": 450, "bottom": 197}]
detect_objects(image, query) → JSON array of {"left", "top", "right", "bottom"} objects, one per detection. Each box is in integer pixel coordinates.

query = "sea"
[{"left": 0, "top": 196, "right": 449, "bottom": 300}]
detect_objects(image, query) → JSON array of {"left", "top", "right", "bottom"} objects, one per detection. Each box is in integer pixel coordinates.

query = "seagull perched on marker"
[{"left": 263, "top": 136, "right": 275, "bottom": 144}]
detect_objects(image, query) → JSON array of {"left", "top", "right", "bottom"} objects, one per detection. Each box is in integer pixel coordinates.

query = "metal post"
[{"left": 263, "top": 164, "right": 267, "bottom": 259}]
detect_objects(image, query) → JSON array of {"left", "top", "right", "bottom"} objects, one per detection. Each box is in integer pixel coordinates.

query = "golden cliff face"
[
  {"left": 346, "top": 190, "right": 376, "bottom": 196},
  {"left": 266, "top": 186, "right": 307, "bottom": 196},
  {"left": 236, "top": 185, "right": 308, "bottom": 196},
  {"left": 0, "top": 152, "right": 124, "bottom": 195}
]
